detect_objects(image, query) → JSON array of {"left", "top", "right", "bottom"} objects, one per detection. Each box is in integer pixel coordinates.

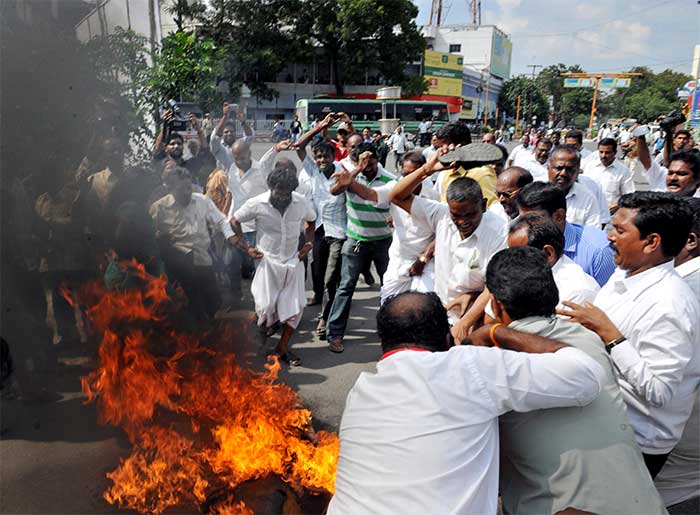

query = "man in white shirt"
[
  {"left": 209, "top": 102, "right": 254, "bottom": 170},
  {"left": 389, "top": 156, "right": 506, "bottom": 338},
  {"left": 149, "top": 166, "right": 236, "bottom": 320},
  {"left": 231, "top": 161, "right": 316, "bottom": 367},
  {"left": 335, "top": 150, "right": 438, "bottom": 303},
  {"left": 328, "top": 286, "right": 606, "bottom": 515},
  {"left": 421, "top": 134, "right": 439, "bottom": 168},
  {"left": 560, "top": 191, "right": 700, "bottom": 478},
  {"left": 489, "top": 247, "right": 665, "bottom": 515},
  {"left": 563, "top": 129, "right": 592, "bottom": 161},
  {"left": 655, "top": 198, "right": 700, "bottom": 513},
  {"left": 226, "top": 140, "right": 280, "bottom": 285},
  {"left": 548, "top": 146, "right": 602, "bottom": 227},
  {"left": 582, "top": 137, "right": 635, "bottom": 214},
  {"left": 506, "top": 134, "right": 531, "bottom": 167},
  {"left": 521, "top": 139, "right": 551, "bottom": 182},
  {"left": 508, "top": 214, "right": 600, "bottom": 307},
  {"left": 293, "top": 138, "right": 347, "bottom": 333},
  {"left": 387, "top": 126, "right": 409, "bottom": 173},
  {"left": 488, "top": 166, "right": 533, "bottom": 223}
]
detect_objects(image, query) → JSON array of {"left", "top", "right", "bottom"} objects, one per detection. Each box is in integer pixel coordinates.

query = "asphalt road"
[{"left": 1, "top": 137, "right": 598, "bottom": 514}]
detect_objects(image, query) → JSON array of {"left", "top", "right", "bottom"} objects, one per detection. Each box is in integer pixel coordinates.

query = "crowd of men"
[{"left": 3, "top": 94, "right": 700, "bottom": 513}]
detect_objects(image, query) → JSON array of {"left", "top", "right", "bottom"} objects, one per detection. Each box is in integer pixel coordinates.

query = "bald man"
[
  {"left": 226, "top": 139, "right": 294, "bottom": 293},
  {"left": 488, "top": 166, "right": 533, "bottom": 223}
]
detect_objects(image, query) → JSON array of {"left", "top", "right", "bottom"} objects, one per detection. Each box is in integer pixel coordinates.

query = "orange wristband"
[{"left": 489, "top": 323, "right": 503, "bottom": 348}]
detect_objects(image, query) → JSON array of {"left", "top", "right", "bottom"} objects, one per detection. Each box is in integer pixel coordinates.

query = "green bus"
[{"left": 295, "top": 98, "right": 450, "bottom": 133}]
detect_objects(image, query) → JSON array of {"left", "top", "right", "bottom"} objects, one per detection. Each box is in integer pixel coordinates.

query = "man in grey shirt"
[{"left": 483, "top": 246, "right": 667, "bottom": 515}]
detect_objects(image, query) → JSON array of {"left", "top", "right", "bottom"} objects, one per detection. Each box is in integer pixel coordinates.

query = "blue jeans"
[{"left": 327, "top": 236, "right": 391, "bottom": 341}]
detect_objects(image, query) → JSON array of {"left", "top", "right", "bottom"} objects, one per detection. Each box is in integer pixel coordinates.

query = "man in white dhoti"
[{"left": 230, "top": 159, "right": 316, "bottom": 367}]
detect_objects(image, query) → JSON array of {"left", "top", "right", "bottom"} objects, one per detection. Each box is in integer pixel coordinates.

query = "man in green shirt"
[{"left": 325, "top": 142, "right": 395, "bottom": 353}]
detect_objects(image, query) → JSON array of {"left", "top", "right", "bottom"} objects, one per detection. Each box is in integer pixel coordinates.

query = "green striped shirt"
[{"left": 346, "top": 169, "right": 396, "bottom": 242}]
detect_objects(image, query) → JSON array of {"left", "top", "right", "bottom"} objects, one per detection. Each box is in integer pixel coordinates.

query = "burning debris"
[{"left": 71, "top": 260, "right": 338, "bottom": 514}]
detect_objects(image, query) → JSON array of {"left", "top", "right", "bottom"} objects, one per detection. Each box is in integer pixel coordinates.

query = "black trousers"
[
  {"left": 311, "top": 226, "right": 344, "bottom": 321},
  {"left": 643, "top": 451, "right": 670, "bottom": 479}
]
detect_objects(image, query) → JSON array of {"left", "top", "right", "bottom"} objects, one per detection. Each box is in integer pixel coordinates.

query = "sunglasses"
[{"left": 496, "top": 188, "right": 521, "bottom": 200}]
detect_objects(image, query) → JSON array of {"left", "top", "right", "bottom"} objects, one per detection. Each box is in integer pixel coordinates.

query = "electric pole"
[
  {"left": 526, "top": 64, "right": 542, "bottom": 129},
  {"left": 430, "top": 0, "right": 444, "bottom": 25}
]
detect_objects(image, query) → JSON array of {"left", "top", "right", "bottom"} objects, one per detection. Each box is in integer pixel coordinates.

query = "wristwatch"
[{"left": 605, "top": 336, "right": 626, "bottom": 354}]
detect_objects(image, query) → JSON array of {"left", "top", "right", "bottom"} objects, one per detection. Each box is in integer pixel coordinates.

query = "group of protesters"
[
  {"left": 327, "top": 116, "right": 700, "bottom": 514},
  {"left": 3, "top": 89, "right": 700, "bottom": 512}
]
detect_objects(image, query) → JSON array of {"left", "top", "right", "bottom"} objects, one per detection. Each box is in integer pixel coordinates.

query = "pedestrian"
[
  {"left": 389, "top": 155, "right": 506, "bottom": 341},
  {"left": 290, "top": 114, "right": 302, "bottom": 144},
  {"left": 387, "top": 125, "right": 408, "bottom": 173},
  {"left": 582, "top": 138, "right": 635, "bottom": 216},
  {"left": 230, "top": 160, "right": 316, "bottom": 367},
  {"left": 548, "top": 145, "right": 602, "bottom": 227}
]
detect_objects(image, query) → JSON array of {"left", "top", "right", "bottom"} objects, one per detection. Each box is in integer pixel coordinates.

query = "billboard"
[
  {"left": 563, "top": 78, "right": 595, "bottom": 88},
  {"left": 424, "top": 50, "right": 464, "bottom": 97},
  {"left": 490, "top": 33, "right": 512, "bottom": 79},
  {"left": 563, "top": 77, "right": 631, "bottom": 89}
]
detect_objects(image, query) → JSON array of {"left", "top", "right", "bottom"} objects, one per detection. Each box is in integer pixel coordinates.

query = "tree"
[
  {"left": 598, "top": 67, "right": 691, "bottom": 122},
  {"left": 196, "top": 0, "right": 312, "bottom": 101},
  {"left": 308, "top": 0, "right": 426, "bottom": 96},
  {"left": 536, "top": 63, "right": 593, "bottom": 126},
  {"left": 81, "top": 27, "right": 153, "bottom": 159},
  {"left": 498, "top": 75, "right": 548, "bottom": 126},
  {"left": 145, "top": 30, "right": 224, "bottom": 111}
]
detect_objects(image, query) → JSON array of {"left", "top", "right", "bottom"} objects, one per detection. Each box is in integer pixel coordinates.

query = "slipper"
[
  {"left": 328, "top": 338, "right": 344, "bottom": 353},
  {"left": 279, "top": 351, "right": 302, "bottom": 367},
  {"left": 438, "top": 142, "right": 504, "bottom": 165}
]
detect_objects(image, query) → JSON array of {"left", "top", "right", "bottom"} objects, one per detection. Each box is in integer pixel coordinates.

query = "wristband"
[
  {"left": 489, "top": 323, "right": 502, "bottom": 348},
  {"left": 419, "top": 255, "right": 427, "bottom": 264},
  {"left": 605, "top": 336, "right": 626, "bottom": 354}
]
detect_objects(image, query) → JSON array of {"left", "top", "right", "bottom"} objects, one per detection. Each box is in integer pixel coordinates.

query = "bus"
[{"left": 295, "top": 98, "right": 450, "bottom": 134}]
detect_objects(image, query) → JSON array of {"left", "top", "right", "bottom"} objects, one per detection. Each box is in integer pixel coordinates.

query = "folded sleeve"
[
  {"left": 611, "top": 313, "right": 693, "bottom": 408},
  {"left": 467, "top": 346, "right": 605, "bottom": 416}
]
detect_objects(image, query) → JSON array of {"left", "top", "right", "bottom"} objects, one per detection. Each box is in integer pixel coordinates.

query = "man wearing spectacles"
[{"left": 488, "top": 166, "right": 533, "bottom": 223}]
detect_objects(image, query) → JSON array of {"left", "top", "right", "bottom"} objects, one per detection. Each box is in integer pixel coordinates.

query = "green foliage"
[
  {"left": 331, "top": 0, "right": 426, "bottom": 95},
  {"left": 535, "top": 63, "right": 593, "bottom": 125},
  {"left": 598, "top": 67, "right": 691, "bottom": 123},
  {"left": 146, "top": 31, "right": 224, "bottom": 109},
  {"left": 197, "top": 0, "right": 311, "bottom": 101},
  {"left": 82, "top": 27, "right": 153, "bottom": 159},
  {"left": 498, "top": 75, "right": 549, "bottom": 124}
]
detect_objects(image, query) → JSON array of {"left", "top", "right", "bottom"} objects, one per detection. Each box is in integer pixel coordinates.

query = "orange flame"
[{"left": 75, "top": 260, "right": 338, "bottom": 514}]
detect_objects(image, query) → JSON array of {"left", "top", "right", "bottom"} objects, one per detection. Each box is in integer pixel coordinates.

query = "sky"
[{"left": 413, "top": 0, "right": 700, "bottom": 77}]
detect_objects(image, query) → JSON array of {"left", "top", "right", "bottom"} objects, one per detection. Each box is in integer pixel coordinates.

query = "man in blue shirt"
[{"left": 517, "top": 182, "right": 615, "bottom": 286}]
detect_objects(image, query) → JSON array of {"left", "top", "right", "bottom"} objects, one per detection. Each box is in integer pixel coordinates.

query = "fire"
[{"left": 72, "top": 260, "right": 339, "bottom": 514}]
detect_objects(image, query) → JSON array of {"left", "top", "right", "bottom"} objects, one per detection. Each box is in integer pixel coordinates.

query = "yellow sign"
[{"left": 424, "top": 50, "right": 464, "bottom": 97}]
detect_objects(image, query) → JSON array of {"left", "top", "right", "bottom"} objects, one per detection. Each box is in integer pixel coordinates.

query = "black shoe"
[
  {"left": 362, "top": 271, "right": 375, "bottom": 286},
  {"left": 307, "top": 297, "right": 322, "bottom": 307}
]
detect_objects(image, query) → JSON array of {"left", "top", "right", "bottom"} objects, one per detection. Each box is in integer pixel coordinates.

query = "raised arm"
[
  {"left": 330, "top": 152, "right": 377, "bottom": 199},
  {"left": 153, "top": 110, "right": 174, "bottom": 159},
  {"left": 214, "top": 103, "right": 233, "bottom": 137},
  {"left": 388, "top": 151, "right": 445, "bottom": 213},
  {"left": 295, "top": 112, "right": 339, "bottom": 161}
]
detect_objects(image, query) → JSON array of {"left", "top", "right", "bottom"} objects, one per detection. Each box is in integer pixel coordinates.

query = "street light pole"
[{"left": 526, "top": 64, "right": 542, "bottom": 129}]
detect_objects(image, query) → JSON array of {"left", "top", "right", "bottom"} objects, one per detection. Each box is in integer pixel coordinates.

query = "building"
[{"left": 423, "top": 24, "right": 512, "bottom": 124}]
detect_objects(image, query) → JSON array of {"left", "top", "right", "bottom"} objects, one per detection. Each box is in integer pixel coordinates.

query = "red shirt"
[{"left": 331, "top": 139, "right": 349, "bottom": 161}]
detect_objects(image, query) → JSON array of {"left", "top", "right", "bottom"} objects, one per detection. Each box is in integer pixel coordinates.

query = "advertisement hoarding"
[
  {"left": 424, "top": 50, "right": 464, "bottom": 97},
  {"left": 490, "top": 33, "right": 512, "bottom": 79}
]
